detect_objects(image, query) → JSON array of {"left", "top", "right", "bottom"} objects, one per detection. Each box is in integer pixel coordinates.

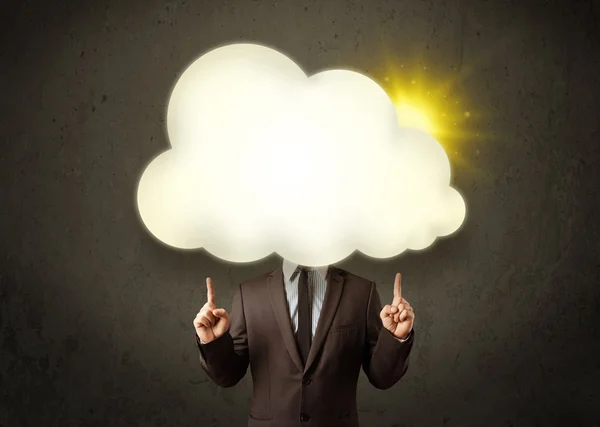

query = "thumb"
[
  {"left": 380, "top": 304, "right": 397, "bottom": 320},
  {"left": 212, "top": 308, "right": 228, "bottom": 319}
]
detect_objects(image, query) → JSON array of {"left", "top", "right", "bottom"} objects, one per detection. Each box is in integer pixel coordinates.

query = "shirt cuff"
[
  {"left": 394, "top": 329, "right": 413, "bottom": 342},
  {"left": 194, "top": 333, "right": 206, "bottom": 345}
]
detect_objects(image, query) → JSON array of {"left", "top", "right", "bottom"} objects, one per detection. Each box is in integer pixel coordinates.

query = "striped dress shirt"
[{"left": 282, "top": 259, "right": 329, "bottom": 339}]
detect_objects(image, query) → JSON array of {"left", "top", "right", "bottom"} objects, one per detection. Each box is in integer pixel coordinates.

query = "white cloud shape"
[{"left": 136, "top": 43, "right": 466, "bottom": 266}]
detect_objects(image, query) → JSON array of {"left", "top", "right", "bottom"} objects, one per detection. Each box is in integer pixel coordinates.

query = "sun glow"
[
  {"left": 380, "top": 59, "right": 479, "bottom": 170},
  {"left": 395, "top": 102, "right": 435, "bottom": 134}
]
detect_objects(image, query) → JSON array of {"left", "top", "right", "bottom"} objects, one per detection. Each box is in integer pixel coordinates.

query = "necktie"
[{"left": 297, "top": 267, "right": 311, "bottom": 365}]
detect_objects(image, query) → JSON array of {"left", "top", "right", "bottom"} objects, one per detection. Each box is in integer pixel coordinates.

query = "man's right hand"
[{"left": 193, "top": 277, "right": 230, "bottom": 344}]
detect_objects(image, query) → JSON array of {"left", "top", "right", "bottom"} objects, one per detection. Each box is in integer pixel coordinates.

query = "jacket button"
[
  {"left": 300, "top": 413, "right": 310, "bottom": 422},
  {"left": 302, "top": 378, "right": 312, "bottom": 385}
]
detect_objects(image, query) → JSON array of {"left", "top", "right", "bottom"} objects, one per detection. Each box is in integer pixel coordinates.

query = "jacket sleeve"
[
  {"left": 194, "top": 282, "right": 249, "bottom": 388},
  {"left": 362, "top": 281, "right": 415, "bottom": 390}
]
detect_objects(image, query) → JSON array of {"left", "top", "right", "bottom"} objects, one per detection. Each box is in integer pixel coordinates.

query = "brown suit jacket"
[{"left": 195, "top": 266, "right": 415, "bottom": 427}]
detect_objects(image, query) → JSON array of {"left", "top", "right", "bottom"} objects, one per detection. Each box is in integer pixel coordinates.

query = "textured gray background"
[{"left": 1, "top": 0, "right": 599, "bottom": 426}]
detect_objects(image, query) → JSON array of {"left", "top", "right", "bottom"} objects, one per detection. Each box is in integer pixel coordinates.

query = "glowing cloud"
[{"left": 136, "top": 43, "right": 466, "bottom": 266}]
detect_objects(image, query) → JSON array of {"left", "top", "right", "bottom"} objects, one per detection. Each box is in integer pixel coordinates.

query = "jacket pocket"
[
  {"left": 330, "top": 324, "right": 359, "bottom": 333},
  {"left": 337, "top": 411, "right": 359, "bottom": 419},
  {"left": 248, "top": 412, "right": 273, "bottom": 421}
]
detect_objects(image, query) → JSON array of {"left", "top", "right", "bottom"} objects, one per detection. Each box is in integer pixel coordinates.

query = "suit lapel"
[
  {"left": 267, "top": 268, "right": 304, "bottom": 372},
  {"left": 304, "top": 267, "right": 345, "bottom": 373}
]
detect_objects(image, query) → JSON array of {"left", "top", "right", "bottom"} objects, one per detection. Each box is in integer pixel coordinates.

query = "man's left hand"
[{"left": 380, "top": 273, "right": 415, "bottom": 340}]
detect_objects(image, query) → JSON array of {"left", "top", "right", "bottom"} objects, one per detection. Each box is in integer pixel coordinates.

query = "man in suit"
[{"left": 193, "top": 259, "right": 415, "bottom": 427}]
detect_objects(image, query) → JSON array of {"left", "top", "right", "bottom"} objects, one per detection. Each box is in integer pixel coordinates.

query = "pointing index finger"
[
  {"left": 393, "top": 272, "right": 402, "bottom": 301},
  {"left": 206, "top": 277, "right": 215, "bottom": 304}
]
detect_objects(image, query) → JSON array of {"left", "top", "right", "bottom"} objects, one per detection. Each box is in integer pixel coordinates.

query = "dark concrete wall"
[{"left": 1, "top": 0, "right": 599, "bottom": 425}]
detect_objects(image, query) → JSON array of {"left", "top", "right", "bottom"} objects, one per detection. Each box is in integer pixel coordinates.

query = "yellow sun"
[{"left": 377, "top": 59, "right": 481, "bottom": 172}]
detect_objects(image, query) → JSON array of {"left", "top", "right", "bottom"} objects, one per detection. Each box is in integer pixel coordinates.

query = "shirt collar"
[{"left": 282, "top": 259, "right": 329, "bottom": 282}]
